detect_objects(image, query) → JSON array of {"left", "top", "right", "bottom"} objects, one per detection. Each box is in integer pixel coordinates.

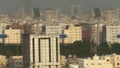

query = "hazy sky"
[{"left": 0, "top": 0, "right": 120, "bottom": 13}]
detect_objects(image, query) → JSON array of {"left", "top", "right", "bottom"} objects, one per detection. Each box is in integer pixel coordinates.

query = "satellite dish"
[
  {"left": 0, "top": 34, "right": 7, "bottom": 38},
  {"left": 117, "top": 34, "right": 120, "bottom": 38},
  {"left": 60, "top": 34, "right": 67, "bottom": 39}
]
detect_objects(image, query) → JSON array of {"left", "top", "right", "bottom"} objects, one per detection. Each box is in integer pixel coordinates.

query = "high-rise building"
[
  {"left": 102, "top": 9, "right": 116, "bottom": 23},
  {"left": 91, "top": 23, "right": 104, "bottom": 44},
  {"left": 71, "top": 5, "right": 81, "bottom": 19},
  {"left": 63, "top": 24, "right": 82, "bottom": 43},
  {"left": 78, "top": 23, "right": 91, "bottom": 41},
  {"left": 4, "top": 28, "right": 22, "bottom": 44},
  {"left": 116, "top": 9, "right": 120, "bottom": 19},
  {"left": 105, "top": 25, "right": 120, "bottom": 43},
  {"left": 41, "top": 8, "right": 59, "bottom": 21},
  {"left": 23, "top": 34, "right": 60, "bottom": 68}
]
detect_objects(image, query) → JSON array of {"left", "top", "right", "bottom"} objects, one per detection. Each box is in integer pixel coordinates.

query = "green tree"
[
  {"left": 0, "top": 43, "right": 22, "bottom": 58},
  {"left": 60, "top": 41, "right": 91, "bottom": 58},
  {"left": 111, "top": 43, "right": 120, "bottom": 54},
  {"left": 98, "top": 43, "right": 111, "bottom": 56}
]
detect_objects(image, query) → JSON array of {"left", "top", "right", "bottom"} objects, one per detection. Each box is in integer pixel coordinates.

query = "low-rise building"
[
  {"left": 0, "top": 55, "right": 6, "bottom": 68},
  {"left": 69, "top": 64, "right": 78, "bottom": 68},
  {"left": 101, "top": 53, "right": 120, "bottom": 68},
  {"left": 7, "top": 56, "right": 23, "bottom": 68},
  {"left": 79, "top": 55, "right": 113, "bottom": 68},
  {"left": 60, "top": 55, "right": 66, "bottom": 68}
]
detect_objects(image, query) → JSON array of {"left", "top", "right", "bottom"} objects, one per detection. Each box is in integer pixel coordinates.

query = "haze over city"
[
  {"left": 1, "top": 0, "right": 120, "bottom": 68},
  {"left": 0, "top": 0, "right": 120, "bottom": 13}
]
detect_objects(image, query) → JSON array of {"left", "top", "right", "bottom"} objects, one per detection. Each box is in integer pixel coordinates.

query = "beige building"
[
  {"left": 4, "top": 28, "right": 22, "bottom": 44},
  {"left": 101, "top": 54, "right": 120, "bottom": 68},
  {"left": 79, "top": 55, "right": 113, "bottom": 68},
  {"left": 0, "top": 55, "right": 6, "bottom": 68},
  {"left": 7, "top": 56, "right": 23, "bottom": 68},
  {"left": 63, "top": 24, "right": 82, "bottom": 44},
  {"left": 60, "top": 55, "right": 66, "bottom": 68}
]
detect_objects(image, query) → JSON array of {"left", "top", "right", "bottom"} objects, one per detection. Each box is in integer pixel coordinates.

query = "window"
[
  {"left": 91, "top": 63, "right": 94, "bottom": 65},
  {"left": 117, "top": 63, "right": 120, "bottom": 66},
  {"left": 117, "top": 57, "right": 119, "bottom": 59},
  {"left": 107, "top": 59, "right": 109, "bottom": 62},
  {"left": 98, "top": 63, "right": 101, "bottom": 65}
]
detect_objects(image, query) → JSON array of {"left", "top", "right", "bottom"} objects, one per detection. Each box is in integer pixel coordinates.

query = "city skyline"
[{"left": 0, "top": 0, "right": 120, "bottom": 13}]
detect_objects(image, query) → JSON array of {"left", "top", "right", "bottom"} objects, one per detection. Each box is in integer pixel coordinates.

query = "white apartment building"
[
  {"left": 23, "top": 34, "right": 60, "bottom": 68},
  {"left": 31, "top": 23, "right": 43, "bottom": 34},
  {"left": 79, "top": 55, "right": 113, "bottom": 68},
  {"left": 63, "top": 24, "right": 82, "bottom": 43},
  {"left": 106, "top": 25, "right": 120, "bottom": 43},
  {"left": 4, "top": 28, "right": 22, "bottom": 44},
  {"left": 42, "top": 25, "right": 63, "bottom": 35}
]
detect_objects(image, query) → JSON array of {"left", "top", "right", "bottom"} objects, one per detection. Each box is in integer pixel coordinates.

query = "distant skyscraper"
[
  {"left": 116, "top": 9, "right": 120, "bottom": 19},
  {"left": 102, "top": 9, "right": 116, "bottom": 23},
  {"left": 23, "top": 34, "right": 60, "bottom": 68},
  {"left": 41, "top": 8, "right": 59, "bottom": 21},
  {"left": 71, "top": 5, "right": 81, "bottom": 19}
]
